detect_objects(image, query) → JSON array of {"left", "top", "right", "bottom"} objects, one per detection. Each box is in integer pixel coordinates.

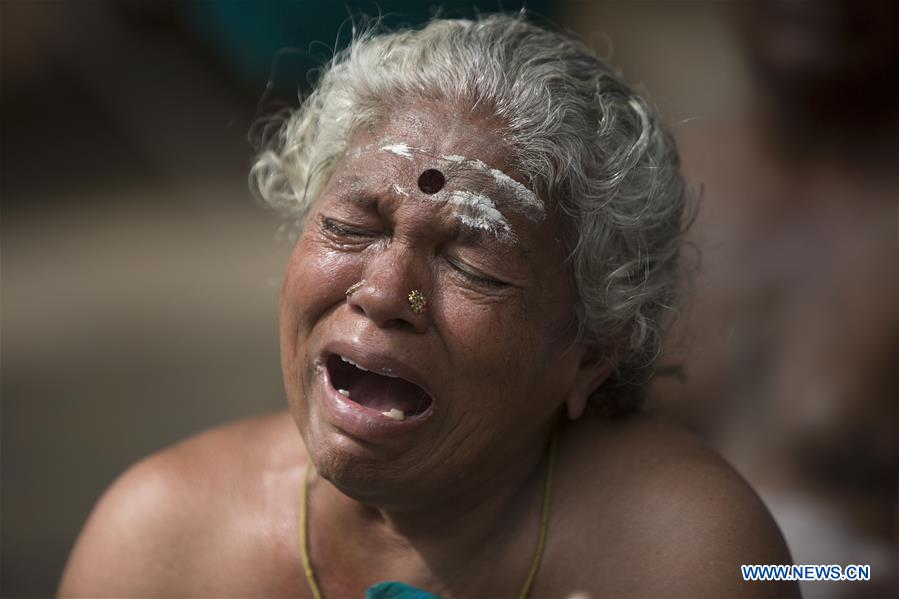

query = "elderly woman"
[{"left": 60, "top": 15, "right": 796, "bottom": 599}]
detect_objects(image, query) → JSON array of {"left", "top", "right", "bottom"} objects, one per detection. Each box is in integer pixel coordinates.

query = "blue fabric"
[{"left": 365, "top": 581, "right": 443, "bottom": 599}]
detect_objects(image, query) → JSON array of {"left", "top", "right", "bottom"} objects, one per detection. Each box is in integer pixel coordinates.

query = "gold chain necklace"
[{"left": 299, "top": 428, "right": 560, "bottom": 599}]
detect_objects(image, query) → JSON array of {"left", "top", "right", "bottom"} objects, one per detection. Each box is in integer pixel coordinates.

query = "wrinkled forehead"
[
  {"left": 351, "top": 101, "right": 512, "bottom": 165},
  {"left": 333, "top": 103, "right": 546, "bottom": 227}
]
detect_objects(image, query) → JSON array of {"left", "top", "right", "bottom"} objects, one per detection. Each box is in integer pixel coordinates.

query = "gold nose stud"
[
  {"left": 408, "top": 289, "right": 427, "bottom": 314},
  {"left": 345, "top": 280, "right": 364, "bottom": 296}
]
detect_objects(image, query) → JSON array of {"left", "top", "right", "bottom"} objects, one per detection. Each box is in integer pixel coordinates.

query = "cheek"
[
  {"left": 279, "top": 232, "right": 362, "bottom": 358},
  {"left": 438, "top": 290, "right": 536, "bottom": 385},
  {"left": 439, "top": 273, "right": 571, "bottom": 357},
  {"left": 437, "top": 285, "right": 575, "bottom": 415}
]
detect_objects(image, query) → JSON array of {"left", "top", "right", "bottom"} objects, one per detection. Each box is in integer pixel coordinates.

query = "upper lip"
[{"left": 320, "top": 340, "right": 434, "bottom": 399}]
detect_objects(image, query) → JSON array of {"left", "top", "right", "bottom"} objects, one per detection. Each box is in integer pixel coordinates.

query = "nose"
[{"left": 346, "top": 246, "right": 429, "bottom": 333}]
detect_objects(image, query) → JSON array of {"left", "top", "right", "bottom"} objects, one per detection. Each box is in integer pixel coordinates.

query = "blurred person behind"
[{"left": 651, "top": 1, "right": 898, "bottom": 597}]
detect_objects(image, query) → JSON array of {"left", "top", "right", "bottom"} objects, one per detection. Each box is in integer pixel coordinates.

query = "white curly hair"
[{"left": 251, "top": 13, "right": 689, "bottom": 415}]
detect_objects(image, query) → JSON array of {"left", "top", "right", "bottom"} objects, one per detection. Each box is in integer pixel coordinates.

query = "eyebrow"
[
  {"left": 343, "top": 149, "right": 541, "bottom": 250},
  {"left": 335, "top": 180, "right": 529, "bottom": 255},
  {"left": 334, "top": 183, "right": 379, "bottom": 210},
  {"left": 441, "top": 163, "right": 487, "bottom": 192},
  {"left": 333, "top": 168, "right": 385, "bottom": 199},
  {"left": 454, "top": 219, "right": 530, "bottom": 258}
]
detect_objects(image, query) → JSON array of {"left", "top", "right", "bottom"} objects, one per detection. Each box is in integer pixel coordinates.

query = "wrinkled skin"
[{"left": 280, "top": 100, "right": 599, "bottom": 510}]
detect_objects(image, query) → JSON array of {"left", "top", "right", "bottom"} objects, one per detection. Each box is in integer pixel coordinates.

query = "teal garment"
[{"left": 365, "top": 581, "right": 443, "bottom": 599}]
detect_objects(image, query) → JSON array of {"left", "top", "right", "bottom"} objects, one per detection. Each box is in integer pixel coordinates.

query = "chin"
[{"left": 312, "top": 434, "right": 442, "bottom": 509}]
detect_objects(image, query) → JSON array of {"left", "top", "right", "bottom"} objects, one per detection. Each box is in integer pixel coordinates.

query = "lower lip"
[{"left": 318, "top": 363, "right": 434, "bottom": 442}]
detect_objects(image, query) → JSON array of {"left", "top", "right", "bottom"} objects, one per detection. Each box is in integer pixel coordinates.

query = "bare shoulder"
[
  {"left": 544, "top": 414, "right": 799, "bottom": 598},
  {"left": 59, "top": 410, "right": 304, "bottom": 597}
]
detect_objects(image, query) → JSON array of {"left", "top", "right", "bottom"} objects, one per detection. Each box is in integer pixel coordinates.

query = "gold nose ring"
[
  {"left": 345, "top": 280, "right": 364, "bottom": 296},
  {"left": 408, "top": 289, "right": 427, "bottom": 314}
]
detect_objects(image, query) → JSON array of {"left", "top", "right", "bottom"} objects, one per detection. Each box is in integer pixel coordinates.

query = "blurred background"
[{"left": 1, "top": 1, "right": 896, "bottom": 597}]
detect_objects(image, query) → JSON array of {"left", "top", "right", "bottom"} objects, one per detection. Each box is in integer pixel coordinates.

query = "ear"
[{"left": 565, "top": 346, "right": 616, "bottom": 421}]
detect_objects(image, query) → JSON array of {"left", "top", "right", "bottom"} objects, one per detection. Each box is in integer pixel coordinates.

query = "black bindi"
[{"left": 417, "top": 168, "right": 446, "bottom": 194}]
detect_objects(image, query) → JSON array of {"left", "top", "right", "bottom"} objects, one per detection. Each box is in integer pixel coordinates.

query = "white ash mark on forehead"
[
  {"left": 483, "top": 165, "right": 545, "bottom": 223},
  {"left": 426, "top": 190, "right": 516, "bottom": 243},
  {"left": 392, "top": 184, "right": 410, "bottom": 196},
  {"left": 438, "top": 155, "right": 545, "bottom": 223},
  {"left": 380, "top": 143, "right": 414, "bottom": 159}
]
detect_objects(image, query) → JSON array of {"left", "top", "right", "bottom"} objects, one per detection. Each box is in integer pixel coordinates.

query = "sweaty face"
[{"left": 280, "top": 101, "right": 585, "bottom": 506}]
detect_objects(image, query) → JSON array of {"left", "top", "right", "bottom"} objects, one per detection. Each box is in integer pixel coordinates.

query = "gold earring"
[
  {"left": 345, "top": 280, "right": 364, "bottom": 296},
  {"left": 408, "top": 289, "right": 427, "bottom": 314}
]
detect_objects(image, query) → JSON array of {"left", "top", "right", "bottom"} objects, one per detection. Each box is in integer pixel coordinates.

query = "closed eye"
[
  {"left": 320, "top": 217, "right": 377, "bottom": 239},
  {"left": 445, "top": 256, "right": 508, "bottom": 289}
]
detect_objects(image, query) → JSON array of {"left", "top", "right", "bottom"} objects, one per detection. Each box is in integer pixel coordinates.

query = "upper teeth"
[
  {"left": 340, "top": 355, "right": 369, "bottom": 371},
  {"left": 337, "top": 389, "right": 350, "bottom": 397},
  {"left": 339, "top": 355, "right": 398, "bottom": 378}
]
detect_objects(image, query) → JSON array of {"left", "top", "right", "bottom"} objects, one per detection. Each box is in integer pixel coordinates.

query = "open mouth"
[{"left": 326, "top": 354, "right": 433, "bottom": 421}]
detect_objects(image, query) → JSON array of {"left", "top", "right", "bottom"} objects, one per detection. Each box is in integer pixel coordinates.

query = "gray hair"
[{"left": 252, "top": 14, "right": 688, "bottom": 415}]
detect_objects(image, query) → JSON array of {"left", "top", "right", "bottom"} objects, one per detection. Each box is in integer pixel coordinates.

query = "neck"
[{"left": 307, "top": 424, "right": 556, "bottom": 596}]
